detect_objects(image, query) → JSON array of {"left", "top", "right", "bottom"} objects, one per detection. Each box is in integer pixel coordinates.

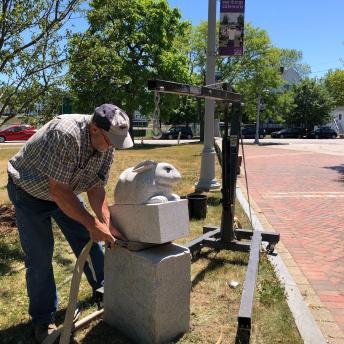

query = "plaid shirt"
[{"left": 8, "top": 114, "right": 114, "bottom": 201}]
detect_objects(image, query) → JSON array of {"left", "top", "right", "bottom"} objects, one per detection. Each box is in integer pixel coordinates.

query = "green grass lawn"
[{"left": 0, "top": 143, "right": 302, "bottom": 343}]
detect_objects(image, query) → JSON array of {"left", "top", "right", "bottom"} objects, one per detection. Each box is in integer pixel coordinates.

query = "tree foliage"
[
  {"left": 223, "top": 25, "right": 283, "bottom": 122},
  {"left": 0, "top": 0, "right": 81, "bottom": 123},
  {"left": 189, "top": 23, "right": 307, "bottom": 123},
  {"left": 168, "top": 97, "right": 199, "bottom": 125},
  {"left": 324, "top": 69, "right": 344, "bottom": 106},
  {"left": 68, "top": 0, "right": 191, "bottom": 124},
  {"left": 279, "top": 48, "right": 310, "bottom": 79},
  {"left": 188, "top": 20, "right": 210, "bottom": 85},
  {"left": 286, "top": 79, "right": 335, "bottom": 129}
]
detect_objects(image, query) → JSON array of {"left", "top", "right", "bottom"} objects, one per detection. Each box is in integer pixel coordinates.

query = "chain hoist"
[{"left": 152, "top": 91, "right": 162, "bottom": 138}]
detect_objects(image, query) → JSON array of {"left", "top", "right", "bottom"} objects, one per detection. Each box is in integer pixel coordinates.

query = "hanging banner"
[{"left": 219, "top": 0, "right": 245, "bottom": 56}]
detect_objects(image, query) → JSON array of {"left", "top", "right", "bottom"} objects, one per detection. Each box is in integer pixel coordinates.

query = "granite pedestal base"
[{"left": 104, "top": 243, "right": 191, "bottom": 344}]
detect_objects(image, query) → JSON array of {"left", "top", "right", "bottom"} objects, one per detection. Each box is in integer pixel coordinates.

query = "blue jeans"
[{"left": 7, "top": 179, "right": 104, "bottom": 325}]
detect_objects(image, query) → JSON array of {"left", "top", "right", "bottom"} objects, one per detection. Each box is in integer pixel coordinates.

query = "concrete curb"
[
  {"left": 236, "top": 186, "right": 327, "bottom": 344},
  {"left": 133, "top": 139, "right": 199, "bottom": 145}
]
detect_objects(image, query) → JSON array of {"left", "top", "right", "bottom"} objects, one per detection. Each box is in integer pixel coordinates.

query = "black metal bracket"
[
  {"left": 148, "top": 79, "right": 243, "bottom": 102},
  {"left": 186, "top": 226, "right": 279, "bottom": 342}
]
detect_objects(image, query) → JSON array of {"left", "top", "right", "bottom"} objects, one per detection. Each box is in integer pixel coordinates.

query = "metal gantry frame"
[{"left": 148, "top": 79, "right": 280, "bottom": 343}]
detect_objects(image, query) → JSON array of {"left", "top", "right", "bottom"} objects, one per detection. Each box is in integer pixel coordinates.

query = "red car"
[{"left": 0, "top": 124, "right": 37, "bottom": 142}]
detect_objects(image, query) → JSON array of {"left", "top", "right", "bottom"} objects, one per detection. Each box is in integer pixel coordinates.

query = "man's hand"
[
  {"left": 89, "top": 219, "right": 116, "bottom": 245},
  {"left": 49, "top": 179, "right": 115, "bottom": 244},
  {"left": 87, "top": 187, "right": 127, "bottom": 242},
  {"left": 110, "top": 223, "right": 127, "bottom": 241}
]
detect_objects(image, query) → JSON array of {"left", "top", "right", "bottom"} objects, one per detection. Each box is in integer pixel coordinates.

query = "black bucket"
[{"left": 187, "top": 194, "right": 208, "bottom": 220}]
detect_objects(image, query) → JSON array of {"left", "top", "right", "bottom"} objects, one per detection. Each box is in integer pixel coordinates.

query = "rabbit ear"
[{"left": 132, "top": 160, "right": 158, "bottom": 173}]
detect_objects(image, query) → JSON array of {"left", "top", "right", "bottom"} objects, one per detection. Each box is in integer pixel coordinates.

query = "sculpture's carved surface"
[{"left": 114, "top": 160, "right": 182, "bottom": 205}]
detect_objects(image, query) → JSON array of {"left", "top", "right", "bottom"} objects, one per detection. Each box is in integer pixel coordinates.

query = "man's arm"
[
  {"left": 49, "top": 178, "right": 115, "bottom": 244},
  {"left": 87, "top": 186, "right": 127, "bottom": 240}
]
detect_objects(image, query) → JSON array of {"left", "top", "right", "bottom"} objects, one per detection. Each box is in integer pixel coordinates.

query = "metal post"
[
  {"left": 221, "top": 101, "right": 241, "bottom": 243},
  {"left": 237, "top": 230, "right": 262, "bottom": 340},
  {"left": 254, "top": 93, "right": 261, "bottom": 144},
  {"left": 195, "top": 0, "right": 221, "bottom": 192}
]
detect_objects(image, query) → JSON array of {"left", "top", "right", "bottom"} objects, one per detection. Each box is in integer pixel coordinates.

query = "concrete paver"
[{"left": 237, "top": 140, "right": 344, "bottom": 343}]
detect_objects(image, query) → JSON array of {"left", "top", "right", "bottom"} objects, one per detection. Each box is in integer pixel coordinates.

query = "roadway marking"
[
  {"left": 264, "top": 191, "right": 344, "bottom": 198},
  {"left": 244, "top": 152, "right": 314, "bottom": 159}
]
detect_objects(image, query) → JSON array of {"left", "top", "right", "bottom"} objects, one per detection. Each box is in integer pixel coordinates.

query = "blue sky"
[{"left": 168, "top": 0, "right": 344, "bottom": 78}]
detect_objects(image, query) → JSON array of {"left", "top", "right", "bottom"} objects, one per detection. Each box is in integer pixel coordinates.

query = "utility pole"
[{"left": 195, "top": 0, "right": 221, "bottom": 192}]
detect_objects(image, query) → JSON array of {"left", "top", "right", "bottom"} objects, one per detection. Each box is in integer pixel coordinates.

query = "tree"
[
  {"left": 324, "top": 69, "right": 344, "bottom": 106},
  {"left": 226, "top": 25, "right": 284, "bottom": 123},
  {"left": 9, "top": 86, "right": 75, "bottom": 127},
  {"left": 36, "top": 88, "right": 74, "bottom": 120},
  {"left": 268, "top": 90, "right": 295, "bottom": 125},
  {"left": 168, "top": 97, "right": 199, "bottom": 125},
  {"left": 68, "top": 0, "right": 191, "bottom": 130},
  {"left": 0, "top": 0, "right": 81, "bottom": 124},
  {"left": 279, "top": 48, "right": 311, "bottom": 79},
  {"left": 186, "top": 23, "right": 295, "bottom": 123},
  {"left": 188, "top": 22, "right": 309, "bottom": 124},
  {"left": 286, "top": 79, "right": 335, "bottom": 129}
]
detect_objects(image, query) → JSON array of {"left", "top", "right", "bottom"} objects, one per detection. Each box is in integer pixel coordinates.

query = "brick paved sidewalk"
[{"left": 238, "top": 143, "right": 344, "bottom": 344}]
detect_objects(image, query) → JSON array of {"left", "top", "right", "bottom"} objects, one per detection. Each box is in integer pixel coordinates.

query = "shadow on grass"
[
  {"left": 127, "top": 144, "right": 174, "bottom": 150},
  {"left": 80, "top": 318, "right": 184, "bottom": 343},
  {"left": 0, "top": 320, "right": 34, "bottom": 344},
  {"left": 54, "top": 253, "right": 74, "bottom": 267},
  {"left": 207, "top": 196, "right": 222, "bottom": 206},
  {"left": 80, "top": 321, "right": 132, "bottom": 344},
  {"left": 0, "top": 239, "right": 24, "bottom": 276},
  {"left": 54, "top": 295, "right": 99, "bottom": 325},
  {"left": 191, "top": 250, "right": 247, "bottom": 290},
  {"left": 0, "top": 297, "right": 106, "bottom": 344}
]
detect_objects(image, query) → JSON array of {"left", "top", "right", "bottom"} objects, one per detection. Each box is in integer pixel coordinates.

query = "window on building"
[{"left": 339, "top": 114, "right": 342, "bottom": 120}]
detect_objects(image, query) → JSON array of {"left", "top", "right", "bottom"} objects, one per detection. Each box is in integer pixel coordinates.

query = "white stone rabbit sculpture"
[{"left": 114, "top": 160, "right": 181, "bottom": 205}]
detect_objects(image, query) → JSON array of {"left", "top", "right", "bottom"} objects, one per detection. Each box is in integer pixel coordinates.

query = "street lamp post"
[
  {"left": 195, "top": 0, "right": 221, "bottom": 192},
  {"left": 255, "top": 90, "right": 269, "bottom": 145},
  {"left": 254, "top": 93, "right": 261, "bottom": 144}
]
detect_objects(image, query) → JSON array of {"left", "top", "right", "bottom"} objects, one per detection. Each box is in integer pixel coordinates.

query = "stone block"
[
  {"left": 104, "top": 243, "right": 191, "bottom": 344},
  {"left": 109, "top": 199, "right": 189, "bottom": 243}
]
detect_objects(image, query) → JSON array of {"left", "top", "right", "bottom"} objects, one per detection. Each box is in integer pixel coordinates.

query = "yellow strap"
[
  {"left": 42, "top": 240, "right": 93, "bottom": 344},
  {"left": 59, "top": 239, "right": 93, "bottom": 344}
]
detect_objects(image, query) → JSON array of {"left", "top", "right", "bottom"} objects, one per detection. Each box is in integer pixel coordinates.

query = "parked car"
[
  {"left": 0, "top": 124, "right": 37, "bottom": 142},
  {"left": 306, "top": 127, "right": 337, "bottom": 139},
  {"left": 160, "top": 126, "right": 193, "bottom": 139},
  {"left": 241, "top": 126, "right": 266, "bottom": 139},
  {"left": 271, "top": 128, "right": 305, "bottom": 138}
]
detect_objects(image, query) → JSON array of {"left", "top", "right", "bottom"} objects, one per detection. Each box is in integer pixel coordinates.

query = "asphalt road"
[
  {"left": 0, "top": 139, "right": 201, "bottom": 147},
  {"left": 245, "top": 137, "right": 344, "bottom": 156},
  {"left": 2, "top": 137, "right": 344, "bottom": 156}
]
